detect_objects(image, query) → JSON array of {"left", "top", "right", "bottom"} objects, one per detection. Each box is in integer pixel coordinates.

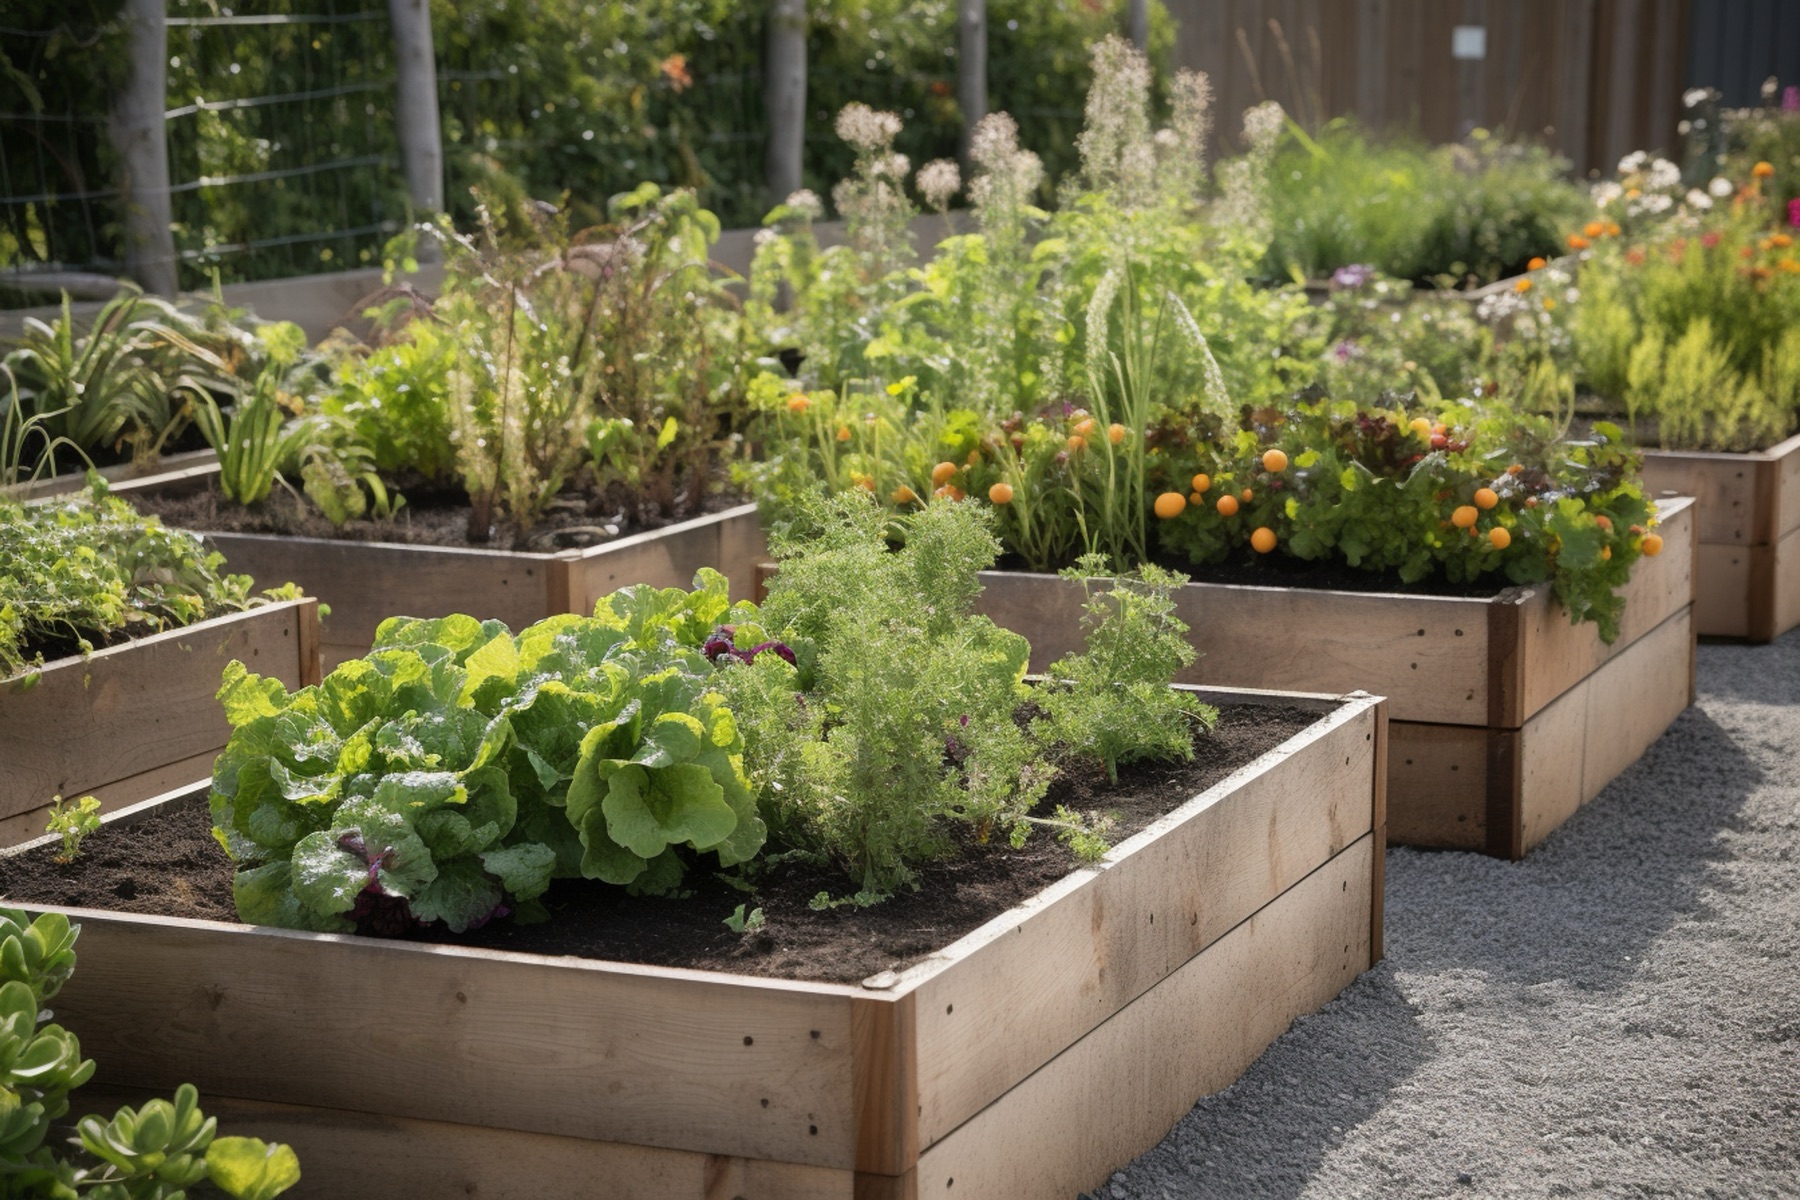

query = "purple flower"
[
  {"left": 746, "top": 641, "right": 796, "bottom": 666},
  {"left": 1789, "top": 198, "right": 1800, "bottom": 229},
  {"left": 1331, "top": 339, "right": 1361, "bottom": 363},
  {"left": 1784, "top": 86, "right": 1800, "bottom": 113},
  {"left": 1331, "top": 263, "right": 1373, "bottom": 290}
]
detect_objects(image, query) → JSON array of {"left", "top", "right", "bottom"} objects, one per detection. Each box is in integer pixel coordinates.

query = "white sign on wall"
[{"left": 1452, "top": 25, "right": 1488, "bottom": 60}]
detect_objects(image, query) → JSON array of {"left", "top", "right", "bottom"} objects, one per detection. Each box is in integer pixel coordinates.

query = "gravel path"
[{"left": 1095, "top": 631, "right": 1800, "bottom": 1200}]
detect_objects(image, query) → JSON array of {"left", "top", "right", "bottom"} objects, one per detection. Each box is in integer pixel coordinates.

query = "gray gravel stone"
[{"left": 1103, "top": 630, "right": 1800, "bottom": 1198}]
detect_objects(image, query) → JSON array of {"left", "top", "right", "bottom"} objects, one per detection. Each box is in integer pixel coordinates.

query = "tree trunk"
[
  {"left": 388, "top": 0, "right": 444, "bottom": 216},
  {"left": 958, "top": 0, "right": 987, "bottom": 164},
  {"left": 765, "top": 0, "right": 807, "bottom": 206},
  {"left": 108, "top": 0, "right": 177, "bottom": 295}
]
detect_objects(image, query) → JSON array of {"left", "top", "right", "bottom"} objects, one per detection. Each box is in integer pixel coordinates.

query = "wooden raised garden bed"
[
  {"left": 2, "top": 448, "right": 218, "bottom": 503},
  {"left": 1640, "top": 433, "right": 1800, "bottom": 642},
  {"left": 973, "top": 496, "right": 1697, "bottom": 860},
  {"left": 105, "top": 465, "right": 768, "bottom": 669},
  {"left": 11, "top": 687, "right": 1384, "bottom": 1200},
  {"left": 0, "top": 596, "right": 319, "bottom": 848}
]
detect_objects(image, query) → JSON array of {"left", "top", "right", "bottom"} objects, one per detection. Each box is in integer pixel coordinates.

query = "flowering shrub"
[
  {"left": 1150, "top": 395, "right": 1662, "bottom": 642},
  {"left": 1568, "top": 167, "right": 1800, "bottom": 450}
]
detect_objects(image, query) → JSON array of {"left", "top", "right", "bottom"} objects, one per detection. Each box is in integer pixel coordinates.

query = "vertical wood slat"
[{"left": 1161, "top": 0, "right": 1692, "bottom": 173}]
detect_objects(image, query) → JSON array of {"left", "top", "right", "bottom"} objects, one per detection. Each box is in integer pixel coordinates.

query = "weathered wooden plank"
[
  {"left": 1776, "top": 431, "right": 1800, "bottom": 541},
  {"left": 6, "top": 449, "right": 218, "bottom": 503},
  {"left": 903, "top": 699, "right": 1378, "bottom": 1150},
  {"left": 1693, "top": 543, "right": 1754, "bottom": 637},
  {"left": 902, "top": 835, "right": 1375, "bottom": 1200},
  {"left": 0, "top": 599, "right": 314, "bottom": 829},
  {"left": 1641, "top": 448, "right": 1774, "bottom": 544},
  {"left": 0, "top": 752, "right": 214, "bottom": 849},
  {"left": 72, "top": 1088, "right": 853, "bottom": 1200},
  {"left": 1771, "top": 525, "right": 1800, "bottom": 644},
  {"left": 1513, "top": 495, "right": 1695, "bottom": 720},
  {"left": 975, "top": 572, "right": 1490, "bottom": 726},
  {"left": 1520, "top": 605, "right": 1693, "bottom": 852},
  {"left": 46, "top": 915, "right": 864, "bottom": 1168},
  {"left": 568, "top": 507, "right": 767, "bottom": 613},
  {"left": 1386, "top": 721, "right": 1488, "bottom": 848}
]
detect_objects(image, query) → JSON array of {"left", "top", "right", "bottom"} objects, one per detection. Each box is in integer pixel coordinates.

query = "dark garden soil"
[
  {"left": 1141, "top": 550, "right": 1506, "bottom": 599},
  {"left": 130, "top": 477, "right": 744, "bottom": 552},
  {"left": 0, "top": 705, "right": 1318, "bottom": 984}
]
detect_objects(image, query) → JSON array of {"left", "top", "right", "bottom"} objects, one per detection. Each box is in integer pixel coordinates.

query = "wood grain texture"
[
  {"left": 45, "top": 916, "right": 864, "bottom": 1168},
  {"left": 186, "top": 504, "right": 764, "bottom": 666},
  {"left": 1386, "top": 605, "right": 1693, "bottom": 857},
  {"left": 0, "top": 752, "right": 214, "bottom": 848},
  {"left": 1776, "top": 431, "right": 1800, "bottom": 541},
  {"left": 1774, "top": 526, "right": 1800, "bottom": 641},
  {"left": 0, "top": 599, "right": 313, "bottom": 831},
  {"left": 975, "top": 572, "right": 1489, "bottom": 725},
  {"left": 904, "top": 835, "right": 1375, "bottom": 1200},
  {"left": 1693, "top": 543, "right": 1754, "bottom": 637},
  {"left": 71, "top": 1088, "right": 853, "bottom": 1200},
  {"left": 9, "top": 449, "right": 217, "bottom": 503},
  {"left": 1520, "top": 606, "right": 1694, "bottom": 853},
  {"left": 1512, "top": 495, "right": 1695, "bottom": 721},
  {"left": 1385, "top": 722, "right": 1488, "bottom": 849},
  {"left": 903, "top": 699, "right": 1379, "bottom": 1150},
  {"left": 1640, "top": 449, "right": 1770, "bottom": 544}
]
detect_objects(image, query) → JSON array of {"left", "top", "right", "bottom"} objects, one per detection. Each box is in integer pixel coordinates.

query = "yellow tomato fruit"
[
  {"left": 1073, "top": 418, "right": 1097, "bottom": 438},
  {"left": 1153, "top": 492, "right": 1187, "bottom": 519},
  {"left": 1191, "top": 473, "right": 1211, "bottom": 493},
  {"left": 1216, "top": 494, "right": 1240, "bottom": 517},
  {"left": 1641, "top": 533, "right": 1664, "bottom": 556},
  {"left": 1474, "top": 487, "right": 1499, "bottom": 510},
  {"left": 1108, "top": 423, "right": 1127, "bottom": 444},
  {"left": 1488, "top": 527, "right": 1511, "bottom": 551},
  {"left": 1409, "top": 417, "right": 1433, "bottom": 437},
  {"left": 1261, "top": 448, "right": 1289, "bottom": 473},
  {"left": 1451, "top": 505, "right": 1479, "bottom": 529},
  {"left": 988, "top": 482, "right": 1014, "bottom": 505},
  {"left": 891, "top": 486, "right": 918, "bottom": 504},
  {"left": 931, "top": 461, "right": 958, "bottom": 487},
  {"left": 1066, "top": 435, "right": 1086, "bottom": 452},
  {"left": 1250, "top": 526, "right": 1277, "bottom": 553},
  {"left": 786, "top": 394, "right": 810, "bottom": 413}
]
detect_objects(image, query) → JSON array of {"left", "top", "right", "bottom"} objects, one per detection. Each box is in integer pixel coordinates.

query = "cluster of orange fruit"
[{"left": 1152, "top": 448, "right": 1288, "bottom": 554}]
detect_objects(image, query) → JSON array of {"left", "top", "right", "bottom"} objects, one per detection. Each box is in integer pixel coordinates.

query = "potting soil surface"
[
  {"left": 129, "top": 477, "right": 741, "bottom": 551},
  {"left": 0, "top": 704, "right": 1314, "bottom": 985},
  {"left": 1090, "top": 631, "right": 1800, "bottom": 1200}
]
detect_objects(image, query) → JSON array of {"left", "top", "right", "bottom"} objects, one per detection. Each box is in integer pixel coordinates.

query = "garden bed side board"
[
  {"left": 103, "top": 465, "right": 769, "bottom": 669},
  {"left": 0, "top": 597, "right": 319, "bottom": 847},
  {"left": 7, "top": 687, "right": 1385, "bottom": 1200},
  {"left": 971, "top": 495, "right": 1697, "bottom": 860},
  {"left": 3, "top": 448, "right": 218, "bottom": 503},
  {"left": 1640, "top": 432, "right": 1800, "bottom": 642}
]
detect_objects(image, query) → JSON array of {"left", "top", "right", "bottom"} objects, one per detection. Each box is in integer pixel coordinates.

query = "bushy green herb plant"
[
  {"left": 0, "top": 482, "right": 269, "bottom": 681},
  {"left": 44, "top": 797, "right": 100, "bottom": 865},
  {"left": 1252, "top": 119, "right": 1587, "bottom": 286},
  {"left": 0, "top": 908, "right": 300, "bottom": 1199},
  {"left": 1036, "top": 557, "right": 1214, "bottom": 782}
]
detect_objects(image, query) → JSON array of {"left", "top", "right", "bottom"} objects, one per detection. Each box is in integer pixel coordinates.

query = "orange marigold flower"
[
  {"left": 1567, "top": 234, "right": 1591, "bottom": 250},
  {"left": 1753, "top": 160, "right": 1776, "bottom": 178},
  {"left": 1772, "top": 233, "right": 1793, "bottom": 248},
  {"left": 1527, "top": 256, "right": 1547, "bottom": 271},
  {"left": 1514, "top": 278, "right": 1532, "bottom": 293},
  {"left": 786, "top": 394, "right": 810, "bottom": 413},
  {"left": 1583, "top": 221, "right": 1605, "bottom": 238},
  {"left": 660, "top": 53, "right": 693, "bottom": 92},
  {"left": 1604, "top": 221, "right": 1621, "bottom": 237}
]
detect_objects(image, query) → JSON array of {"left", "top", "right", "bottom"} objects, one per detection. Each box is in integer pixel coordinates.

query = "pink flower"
[
  {"left": 1785, "top": 86, "right": 1800, "bottom": 112},
  {"left": 1789, "top": 197, "right": 1800, "bottom": 228}
]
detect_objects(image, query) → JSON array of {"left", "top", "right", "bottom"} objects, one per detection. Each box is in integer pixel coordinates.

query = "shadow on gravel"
[
  {"left": 1690, "top": 626, "right": 1800, "bottom": 705},
  {"left": 1381, "top": 702, "right": 1766, "bottom": 993},
  {"left": 1080, "top": 967, "right": 1433, "bottom": 1200}
]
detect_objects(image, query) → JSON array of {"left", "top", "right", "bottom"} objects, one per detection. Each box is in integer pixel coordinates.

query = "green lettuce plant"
[{"left": 210, "top": 572, "right": 767, "bottom": 932}]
